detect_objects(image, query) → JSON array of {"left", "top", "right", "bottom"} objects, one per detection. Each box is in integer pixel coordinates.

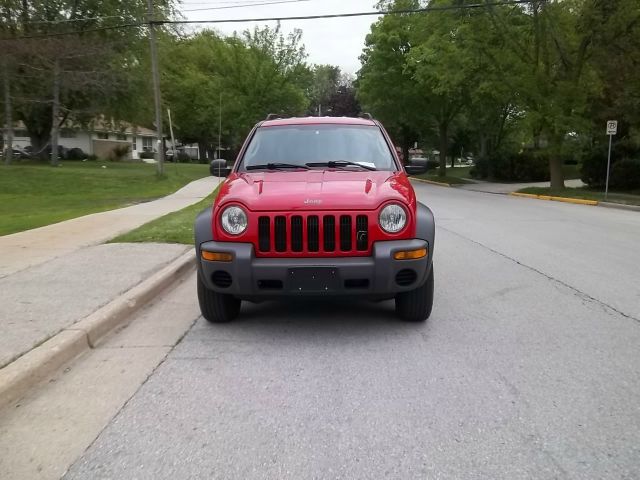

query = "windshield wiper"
[
  {"left": 306, "top": 161, "right": 377, "bottom": 171},
  {"left": 245, "top": 163, "right": 309, "bottom": 171}
]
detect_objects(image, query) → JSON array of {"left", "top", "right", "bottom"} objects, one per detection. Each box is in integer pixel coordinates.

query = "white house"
[{"left": 8, "top": 118, "right": 195, "bottom": 160}]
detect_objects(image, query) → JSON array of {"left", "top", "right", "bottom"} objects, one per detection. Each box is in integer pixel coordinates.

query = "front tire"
[
  {"left": 197, "top": 273, "right": 241, "bottom": 323},
  {"left": 395, "top": 266, "right": 434, "bottom": 322}
]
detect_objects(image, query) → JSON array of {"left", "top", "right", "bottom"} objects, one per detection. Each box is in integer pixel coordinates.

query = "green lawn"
[
  {"left": 444, "top": 166, "right": 473, "bottom": 179},
  {"left": 111, "top": 189, "right": 219, "bottom": 244},
  {"left": 412, "top": 172, "right": 472, "bottom": 185},
  {"left": 0, "top": 161, "right": 209, "bottom": 236},
  {"left": 518, "top": 187, "right": 640, "bottom": 206},
  {"left": 412, "top": 166, "right": 474, "bottom": 185}
]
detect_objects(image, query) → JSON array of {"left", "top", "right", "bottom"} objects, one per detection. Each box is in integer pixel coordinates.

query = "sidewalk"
[
  {"left": 458, "top": 178, "right": 585, "bottom": 194},
  {"left": 0, "top": 176, "right": 218, "bottom": 278},
  {"left": 0, "top": 175, "right": 215, "bottom": 375},
  {"left": 0, "top": 243, "right": 190, "bottom": 369}
]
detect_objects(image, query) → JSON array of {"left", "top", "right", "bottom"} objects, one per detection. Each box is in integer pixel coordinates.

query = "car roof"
[{"left": 260, "top": 116, "right": 377, "bottom": 128}]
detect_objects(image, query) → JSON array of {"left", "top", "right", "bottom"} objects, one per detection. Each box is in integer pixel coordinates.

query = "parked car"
[
  {"left": 194, "top": 115, "right": 436, "bottom": 323},
  {"left": 0, "top": 147, "right": 30, "bottom": 159}
]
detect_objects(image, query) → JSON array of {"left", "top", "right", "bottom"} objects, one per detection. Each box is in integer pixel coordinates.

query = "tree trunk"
[
  {"left": 549, "top": 132, "right": 565, "bottom": 190},
  {"left": 29, "top": 134, "right": 48, "bottom": 160},
  {"left": 438, "top": 123, "right": 448, "bottom": 177},
  {"left": 549, "top": 155, "right": 565, "bottom": 190},
  {"left": 3, "top": 57, "right": 13, "bottom": 165},
  {"left": 50, "top": 59, "right": 61, "bottom": 167},
  {"left": 401, "top": 142, "right": 410, "bottom": 166},
  {"left": 479, "top": 133, "right": 487, "bottom": 159},
  {"left": 198, "top": 142, "right": 207, "bottom": 162}
]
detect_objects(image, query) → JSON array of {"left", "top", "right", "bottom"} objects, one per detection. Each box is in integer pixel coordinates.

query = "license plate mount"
[{"left": 288, "top": 267, "right": 339, "bottom": 293}]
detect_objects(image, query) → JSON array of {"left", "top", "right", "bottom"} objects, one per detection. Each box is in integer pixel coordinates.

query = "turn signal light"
[
  {"left": 393, "top": 248, "right": 427, "bottom": 260},
  {"left": 201, "top": 251, "right": 233, "bottom": 262}
]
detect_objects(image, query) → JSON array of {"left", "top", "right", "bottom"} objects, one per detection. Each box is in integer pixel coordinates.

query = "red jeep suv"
[{"left": 194, "top": 115, "right": 435, "bottom": 322}]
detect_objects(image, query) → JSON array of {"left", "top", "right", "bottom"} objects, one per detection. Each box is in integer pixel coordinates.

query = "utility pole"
[
  {"left": 3, "top": 56, "right": 13, "bottom": 165},
  {"left": 147, "top": 0, "right": 165, "bottom": 175},
  {"left": 50, "top": 58, "right": 61, "bottom": 167},
  {"left": 218, "top": 92, "right": 222, "bottom": 159}
]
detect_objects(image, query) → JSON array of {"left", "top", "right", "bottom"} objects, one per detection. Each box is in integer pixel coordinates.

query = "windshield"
[{"left": 239, "top": 124, "right": 397, "bottom": 171}]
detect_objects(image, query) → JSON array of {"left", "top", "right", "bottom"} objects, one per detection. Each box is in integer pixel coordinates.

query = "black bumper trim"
[{"left": 197, "top": 239, "right": 431, "bottom": 298}]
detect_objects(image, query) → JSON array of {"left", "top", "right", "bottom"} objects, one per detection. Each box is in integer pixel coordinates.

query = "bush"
[
  {"left": 176, "top": 151, "right": 192, "bottom": 163},
  {"left": 139, "top": 150, "right": 155, "bottom": 159},
  {"left": 580, "top": 147, "right": 608, "bottom": 187},
  {"left": 511, "top": 150, "right": 549, "bottom": 182},
  {"left": 87, "top": 154, "right": 98, "bottom": 161},
  {"left": 66, "top": 147, "right": 87, "bottom": 160},
  {"left": 110, "top": 144, "right": 130, "bottom": 161},
  {"left": 471, "top": 150, "right": 549, "bottom": 182},
  {"left": 610, "top": 159, "right": 640, "bottom": 190},
  {"left": 581, "top": 138, "right": 640, "bottom": 187},
  {"left": 470, "top": 156, "right": 489, "bottom": 179}
]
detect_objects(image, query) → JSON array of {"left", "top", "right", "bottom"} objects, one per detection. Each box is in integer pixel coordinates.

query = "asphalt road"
[{"left": 64, "top": 184, "right": 640, "bottom": 480}]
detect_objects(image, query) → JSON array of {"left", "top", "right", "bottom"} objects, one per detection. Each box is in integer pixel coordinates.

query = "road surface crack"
[{"left": 439, "top": 225, "right": 640, "bottom": 325}]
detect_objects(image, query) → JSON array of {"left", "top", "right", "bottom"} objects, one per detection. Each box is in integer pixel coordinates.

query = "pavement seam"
[{"left": 439, "top": 225, "right": 640, "bottom": 325}]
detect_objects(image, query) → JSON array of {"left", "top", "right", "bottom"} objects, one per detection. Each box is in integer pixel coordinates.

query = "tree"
[
  {"left": 0, "top": 0, "right": 176, "bottom": 164},
  {"left": 161, "top": 26, "right": 310, "bottom": 158},
  {"left": 357, "top": 0, "right": 426, "bottom": 163},
  {"left": 483, "top": 0, "right": 639, "bottom": 188},
  {"left": 308, "top": 64, "right": 341, "bottom": 115},
  {"left": 327, "top": 86, "right": 361, "bottom": 117}
]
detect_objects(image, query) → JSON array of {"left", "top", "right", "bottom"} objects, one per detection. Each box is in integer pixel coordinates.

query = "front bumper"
[{"left": 197, "top": 239, "right": 431, "bottom": 299}]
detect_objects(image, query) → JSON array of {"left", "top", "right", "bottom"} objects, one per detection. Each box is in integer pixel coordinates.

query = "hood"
[{"left": 216, "top": 170, "right": 415, "bottom": 212}]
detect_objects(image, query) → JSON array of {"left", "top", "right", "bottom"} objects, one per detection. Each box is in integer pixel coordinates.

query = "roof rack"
[
  {"left": 265, "top": 113, "right": 285, "bottom": 121},
  {"left": 358, "top": 112, "right": 373, "bottom": 120}
]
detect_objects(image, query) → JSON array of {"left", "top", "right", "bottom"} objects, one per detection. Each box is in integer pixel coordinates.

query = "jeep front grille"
[{"left": 258, "top": 214, "right": 369, "bottom": 255}]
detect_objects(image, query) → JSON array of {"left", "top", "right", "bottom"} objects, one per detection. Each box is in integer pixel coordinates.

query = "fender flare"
[
  {"left": 415, "top": 202, "right": 435, "bottom": 266},
  {"left": 194, "top": 206, "right": 214, "bottom": 260}
]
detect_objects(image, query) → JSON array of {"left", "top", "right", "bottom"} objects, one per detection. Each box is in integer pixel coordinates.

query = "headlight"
[
  {"left": 379, "top": 204, "right": 407, "bottom": 233},
  {"left": 220, "top": 206, "right": 248, "bottom": 235}
]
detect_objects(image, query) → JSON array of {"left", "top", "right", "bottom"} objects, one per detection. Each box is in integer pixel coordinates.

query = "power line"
[
  {"left": 163, "top": 1, "right": 534, "bottom": 25},
  {"left": 181, "top": 0, "right": 312, "bottom": 13},
  {"left": 0, "top": 23, "right": 143, "bottom": 41},
  {"left": 11, "top": 0, "right": 310, "bottom": 25},
  {"left": 16, "top": 15, "right": 125, "bottom": 25},
  {"left": 0, "top": 1, "right": 533, "bottom": 41}
]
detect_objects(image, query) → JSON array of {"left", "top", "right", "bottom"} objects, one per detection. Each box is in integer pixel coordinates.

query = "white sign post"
[{"left": 605, "top": 120, "right": 617, "bottom": 200}]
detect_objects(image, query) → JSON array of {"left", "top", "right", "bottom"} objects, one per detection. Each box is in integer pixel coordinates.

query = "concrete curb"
[
  {"left": 410, "top": 177, "right": 452, "bottom": 188},
  {"left": 0, "top": 250, "right": 195, "bottom": 411},
  {"left": 509, "top": 192, "right": 599, "bottom": 206}
]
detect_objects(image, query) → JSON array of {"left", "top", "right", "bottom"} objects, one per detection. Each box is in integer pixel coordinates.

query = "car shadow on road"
[{"left": 187, "top": 297, "right": 429, "bottom": 347}]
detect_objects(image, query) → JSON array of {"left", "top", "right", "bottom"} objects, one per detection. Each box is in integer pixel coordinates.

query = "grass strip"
[
  {"left": 0, "top": 161, "right": 209, "bottom": 236},
  {"left": 517, "top": 187, "right": 640, "bottom": 206},
  {"left": 111, "top": 187, "right": 220, "bottom": 244}
]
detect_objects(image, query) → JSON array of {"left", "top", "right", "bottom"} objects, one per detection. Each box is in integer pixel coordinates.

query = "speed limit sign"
[{"left": 606, "top": 120, "right": 618, "bottom": 135}]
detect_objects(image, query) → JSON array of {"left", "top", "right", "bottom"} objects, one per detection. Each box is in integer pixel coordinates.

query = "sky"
[{"left": 181, "top": 0, "right": 381, "bottom": 75}]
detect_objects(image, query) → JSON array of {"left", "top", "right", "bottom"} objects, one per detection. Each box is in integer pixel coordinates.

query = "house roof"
[{"left": 13, "top": 117, "right": 156, "bottom": 136}]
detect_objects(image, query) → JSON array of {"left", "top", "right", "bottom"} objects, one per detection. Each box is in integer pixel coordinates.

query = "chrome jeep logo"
[{"left": 303, "top": 199, "right": 322, "bottom": 205}]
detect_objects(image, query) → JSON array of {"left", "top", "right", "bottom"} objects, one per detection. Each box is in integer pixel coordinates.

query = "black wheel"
[
  {"left": 197, "top": 272, "right": 241, "bottom": 323},
  {"left": 395, "top": 266, "right": 434, "bottom": 322}
]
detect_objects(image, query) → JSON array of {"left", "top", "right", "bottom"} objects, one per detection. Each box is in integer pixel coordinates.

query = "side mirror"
[
  {"left": 210, "top": 159, "right": 231, "bottom": 177},
  {"left": 404, "top": 158, "right": 428, "bottom": 175}
]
